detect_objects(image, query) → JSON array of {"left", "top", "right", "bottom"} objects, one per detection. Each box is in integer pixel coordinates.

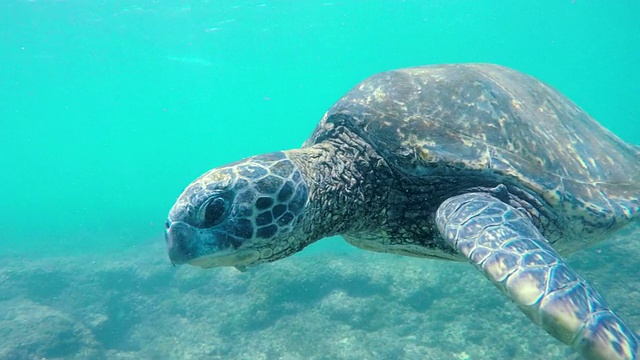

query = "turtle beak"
[
  {"left": 165, "top": 220, "right": 198, "bottom": 265},
  {"left": 164, "top": 216, "right": 262, "bottom": 269}
]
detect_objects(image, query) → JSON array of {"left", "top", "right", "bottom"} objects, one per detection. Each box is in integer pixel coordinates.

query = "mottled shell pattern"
[{"left": 305, "top": 64, "right": 640, "bottom": 251}]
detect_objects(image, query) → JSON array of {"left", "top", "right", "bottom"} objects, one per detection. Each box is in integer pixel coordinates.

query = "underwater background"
[{"left": 0, "top": 1, "right": 638, "bottom": 359}]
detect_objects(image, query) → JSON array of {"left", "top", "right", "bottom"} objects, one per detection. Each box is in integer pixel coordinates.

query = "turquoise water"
[
  {"left": 1, "top": 0, "right": 638, "bottom": 256},
  {"left": 1, "top": 1, "right": 639, "bottom": 359}
]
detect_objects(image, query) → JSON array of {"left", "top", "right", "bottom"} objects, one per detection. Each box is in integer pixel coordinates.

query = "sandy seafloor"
[{"left": 1, "top": 225, "right": 638, "bottom": 360}]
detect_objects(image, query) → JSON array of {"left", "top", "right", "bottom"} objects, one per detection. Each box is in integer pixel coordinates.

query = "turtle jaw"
[
  {"left": 165, "top": 220, "right": 200, "bottom": 265},
  {"left": 186, "top": 249, "right": 261, "bottom": 269},
  {"left": 165, "top": 220, "right": 261, "bottom": 268}
]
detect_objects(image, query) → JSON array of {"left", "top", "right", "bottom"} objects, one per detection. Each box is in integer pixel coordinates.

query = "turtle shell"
[{"left": 305, "top": 64, "right": 640, "bottom": 247}]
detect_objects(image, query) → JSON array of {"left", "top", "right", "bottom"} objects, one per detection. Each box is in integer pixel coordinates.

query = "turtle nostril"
[{"left": 164, "top": 219, "right": 171, "bottom": 229}]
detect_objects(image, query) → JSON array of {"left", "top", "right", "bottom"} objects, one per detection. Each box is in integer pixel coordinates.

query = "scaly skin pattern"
[{"left": 436, "top": 192, "right": 639, "bottom": 360}]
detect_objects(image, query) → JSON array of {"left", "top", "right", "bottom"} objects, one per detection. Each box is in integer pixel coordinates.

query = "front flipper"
[{"left": 436, "top": 192, "right": 638, "bottom": 360}]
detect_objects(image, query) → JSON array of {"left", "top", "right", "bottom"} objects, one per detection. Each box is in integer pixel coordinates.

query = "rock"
[{"left": 0, "top": 299, "right": 104, "bottom": 360}]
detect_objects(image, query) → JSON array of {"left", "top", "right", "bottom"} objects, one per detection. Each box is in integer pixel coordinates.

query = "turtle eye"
[{"left": 198, "top": 197, "right": 227, "bottom": 228}]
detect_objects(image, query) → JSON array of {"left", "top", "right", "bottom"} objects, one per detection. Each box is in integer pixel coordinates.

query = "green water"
[{"left": 1, "top": 1, "right": 639, "bottom": 256}]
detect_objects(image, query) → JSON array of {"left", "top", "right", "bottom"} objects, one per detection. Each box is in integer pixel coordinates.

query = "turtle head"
[{"left": 165, "top": 151, "right": 309, "bottom": 270}]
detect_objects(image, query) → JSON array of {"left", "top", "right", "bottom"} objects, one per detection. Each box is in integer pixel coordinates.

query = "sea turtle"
[{"left": 165, "top": 64, "right": 639, "bottom": 359}]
